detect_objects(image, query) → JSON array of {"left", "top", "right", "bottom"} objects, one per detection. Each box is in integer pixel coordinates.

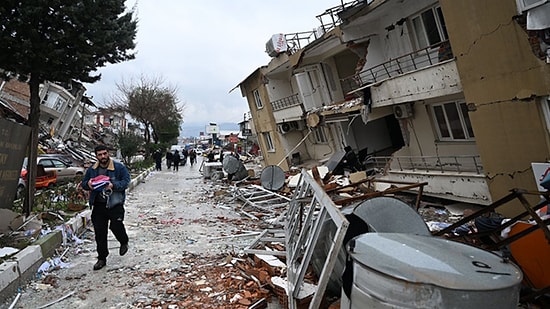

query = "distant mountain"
[{"left": 181, "top": 122, "right": 240, "bottom": 138}]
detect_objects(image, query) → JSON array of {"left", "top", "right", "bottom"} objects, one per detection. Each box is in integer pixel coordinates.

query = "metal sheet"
[
  {"left": 323, "top": 150, "right": 346, "bottom": 172},
  {"left": 260, "top": 165, "right": 285, "bottom": 191}
]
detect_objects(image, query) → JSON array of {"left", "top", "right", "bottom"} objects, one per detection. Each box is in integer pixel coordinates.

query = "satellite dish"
[
  {"left": 260, "top": 165, "right": 286, "bottom": 191},
  {"left": 353, "top": 197, "right": 430, "bottom": 235},
  {"left": 222, "top": 155, "right": 241, "bottom": 174}
]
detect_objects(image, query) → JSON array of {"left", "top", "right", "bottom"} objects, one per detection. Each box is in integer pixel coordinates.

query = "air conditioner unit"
[
  {"left": 278, "top": 121, "right": 304, "bottom": 134},
  {"left": 393, "top": 103, "right": 414, "bottom": 119}
]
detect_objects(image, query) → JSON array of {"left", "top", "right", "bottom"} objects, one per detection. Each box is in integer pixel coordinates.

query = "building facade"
[{"left": 239, "top": 0, "right": 550, "bottom": 215}]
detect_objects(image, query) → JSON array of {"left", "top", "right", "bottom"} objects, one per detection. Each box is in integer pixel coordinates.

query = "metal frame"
[
  {"left": 434, "top": 189, "right": 550, "bottom": 302},
  {"left": 286, "top": 170, "right": 349, "bottom": 309}
]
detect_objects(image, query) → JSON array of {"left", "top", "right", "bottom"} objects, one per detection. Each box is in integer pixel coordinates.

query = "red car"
[{"left": 20, "top": 164, "right": 57, "bottom": 189}]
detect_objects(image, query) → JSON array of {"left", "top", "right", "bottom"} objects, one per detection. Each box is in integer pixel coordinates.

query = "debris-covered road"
[{"left": 3, "top": 158, "right": 283, "bottom": 309}]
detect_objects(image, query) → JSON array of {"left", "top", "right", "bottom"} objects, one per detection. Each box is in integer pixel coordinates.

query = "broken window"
[
  {"left": 313, "top": 126, "right": 328, "bottom": 144},
  {"left": 431, "top": 101, "right": 474, "bottom": 141},
  {"left": 253, "top": 89, "right": 263, "bottom": 109},
  {"left": 262, "top": 132, "right": 275, "bottom": 151},
  {"left": 411, "top": 6, "right": 448, "bottom": 49}
]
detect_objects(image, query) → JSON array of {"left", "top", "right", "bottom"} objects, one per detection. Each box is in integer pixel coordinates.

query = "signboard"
[
  {"left": 531, "top": 162, "right": 550, "bottom": 191},
  {"left": 0, "top": 119, "right": 31, "bottom": 209},
  {"left": 242, "top": 128, "right": 252, "bottom": 136},
  {"left": 205, "top": 124, "right": 219, "bottom": 134}
]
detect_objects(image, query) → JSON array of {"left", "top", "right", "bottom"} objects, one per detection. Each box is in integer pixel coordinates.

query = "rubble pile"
[{"left": 132, "top": 253, "right": 275, "bottom": 309}]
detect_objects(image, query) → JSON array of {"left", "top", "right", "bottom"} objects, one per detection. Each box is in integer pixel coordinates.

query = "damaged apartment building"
[
  {"left": 0, "top": 77, "right": 128, "bottom": 156},
  {"left": 237, "top": 0, "right": 550, "bottom": 217}
]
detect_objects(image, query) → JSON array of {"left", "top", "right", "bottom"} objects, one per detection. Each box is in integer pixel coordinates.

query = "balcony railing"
[
  {"left": 271, "top": 94, "right": 302, "bottom": 111},
  {"left": 285, "top": 1, "right": 365, "bottom": 55},
  {"left": 341, "top": 40, "right": 453, "bottom": 94},
  {"left": 369, "top": 154, "right": 483, "bottom": 175}
]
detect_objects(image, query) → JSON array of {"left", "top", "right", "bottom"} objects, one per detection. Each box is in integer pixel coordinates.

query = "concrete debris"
[{"left": 131, "top": 253, "right": 275, "bottom": 308}]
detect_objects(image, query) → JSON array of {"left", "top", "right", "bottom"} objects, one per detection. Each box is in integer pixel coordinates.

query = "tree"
[
  {"left": 111, "top": 76, "right": 184, "bottom": 146},
  {"left": 0, "top": 1, "right": 137, "bottom": 215},
  {"left": 118, "top": 131, "right": 143, "bottom": 166},
  {"left": 155, "top": 118, "right": 180, "bottom": 145}
]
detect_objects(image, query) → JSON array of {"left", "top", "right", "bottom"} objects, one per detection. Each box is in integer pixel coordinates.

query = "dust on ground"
[{"left": 2, "top": 158, "right": 281, "bottom": 309}]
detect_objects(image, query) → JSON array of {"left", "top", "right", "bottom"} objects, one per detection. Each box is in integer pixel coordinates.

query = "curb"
[
  {"left": 128, "top": 166, "right": 154, "bottom": 191},
  {"left": 0, "top": 168, "right": 151, "bottom": 304}
]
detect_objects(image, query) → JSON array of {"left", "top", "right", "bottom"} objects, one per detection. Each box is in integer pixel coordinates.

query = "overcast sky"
[{"left": 84, "top": 1, "right": 341, "bottom": 131}]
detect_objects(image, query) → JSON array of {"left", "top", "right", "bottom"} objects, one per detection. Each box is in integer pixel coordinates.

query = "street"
[{"left": 2, "top": 157, "right": 280, "bottom": 308}]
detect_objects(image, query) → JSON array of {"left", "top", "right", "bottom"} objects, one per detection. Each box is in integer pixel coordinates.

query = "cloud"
[{"left": 85, "top": 0, "right": 339, "bottom": 128}]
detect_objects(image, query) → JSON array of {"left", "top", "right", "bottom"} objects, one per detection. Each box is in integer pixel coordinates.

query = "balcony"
[
  {"left": 369, "top": 154, "right": 490, "bottom": 205},
  {"left": 341, "top": 41, "right": 454, "bottom": 95},
  {"left": 271, "top": 94, "right": 302, "bottom": 111},
  {"left": 271, "top": 94, "right": 304, "bottom": 123},
  {"left": 284, "top": 1, "right": 363, "bottom": 55},
  {"left": 370, "top": 154, "right": 483, "bottom": 174}
]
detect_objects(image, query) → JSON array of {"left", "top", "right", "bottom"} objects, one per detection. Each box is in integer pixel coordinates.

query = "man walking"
[
  {"left": 81, "top": 145, "right": 130, "bottom": 270},
  {"left": 153, "top": 149, "right": 162, "bottom": 171},
  {"left": 172, "top": 150, "right": 180, "bottom": 171}
]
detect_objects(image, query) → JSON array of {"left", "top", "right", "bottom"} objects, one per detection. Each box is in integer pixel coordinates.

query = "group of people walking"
[{"left": 152, "top": 147, "right": 198, "bottom": 172}]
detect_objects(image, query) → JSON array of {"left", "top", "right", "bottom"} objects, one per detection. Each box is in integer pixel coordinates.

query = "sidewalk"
[{"left": 0, "top": 167, "right": 152, "bottom": 302}]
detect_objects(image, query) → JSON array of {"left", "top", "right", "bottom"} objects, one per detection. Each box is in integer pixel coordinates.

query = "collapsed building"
[{"left": 234, "top": 0, "right": 550, "bottom": 307}]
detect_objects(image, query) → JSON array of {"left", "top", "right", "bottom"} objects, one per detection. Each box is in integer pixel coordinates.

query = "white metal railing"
[
  {"left": 369, "top": 154, "right": 483, "bottom": 174},
  {"left": 341, "top": 40, "right": 453, "bottom": 94},
  {"left": 271, "top": 93, "right": 302, "bottom": 111}
]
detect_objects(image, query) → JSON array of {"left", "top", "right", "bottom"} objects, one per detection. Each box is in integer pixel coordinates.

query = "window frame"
[
  {"left": 253, "top": 89, "right": 263, "bottom": 109},
  {"left": 313, "top": 126, "right": 328, "bottom": 144},
  {"left": 410, "top": 5, "right": 448, "bottom": 49},
  {"left": 431, "top": 101, "right": 475, "bottom": 142},
  {"left": 262, "top": 132, "right": 275, "bottom": 152}
]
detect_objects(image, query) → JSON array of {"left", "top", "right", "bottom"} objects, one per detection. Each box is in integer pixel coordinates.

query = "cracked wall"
[{"left": 440, "top": 0, "right": 550, "bottom": 216}]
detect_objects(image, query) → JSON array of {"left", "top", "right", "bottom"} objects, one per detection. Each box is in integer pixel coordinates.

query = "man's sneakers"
[
  {"left": 120, "top": 243, "right": 128, "bottom": 256},
  {"left": 93, "top": 259, "right": 106, "bottom": 270}
]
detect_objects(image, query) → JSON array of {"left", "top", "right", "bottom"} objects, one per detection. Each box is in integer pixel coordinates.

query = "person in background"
[
  {"left": 181, "top": 148, "right": 188, "bottom": 166},
  {"left": 189, "top": 148, "right": 197, "bottom": 166},
  {"left": 81, "top": 145, "right": 130, "bottom": 271},
  {"left": 165, "top": 150, "right": 173, "bottom": 169},
  {"left": 153, "top": 149, "right": 162, "bottom": 171},
  {"left": 172, "top": 150, "right": 180, "bottom": 171}
]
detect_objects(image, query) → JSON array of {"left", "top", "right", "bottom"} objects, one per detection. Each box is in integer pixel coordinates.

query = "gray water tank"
[{"left": 341, "top": 233, "right": 523, "bottom": 309}]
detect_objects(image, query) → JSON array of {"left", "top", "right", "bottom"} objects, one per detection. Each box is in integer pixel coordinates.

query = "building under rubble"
[{"left": 236, "top": 0, "right": 550, "bottom": 217}]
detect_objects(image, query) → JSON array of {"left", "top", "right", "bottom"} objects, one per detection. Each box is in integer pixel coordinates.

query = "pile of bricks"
[{"left": 131, "top": 252, "right": 281, "bottom": 308}]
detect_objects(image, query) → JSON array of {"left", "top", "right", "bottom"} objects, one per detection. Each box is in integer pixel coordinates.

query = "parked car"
[
  {"left": 21, "top": 157, "right": 85, "bottom": 185},
  {"left": 38, "top": 153, "right": 74, "bottom": 166}
]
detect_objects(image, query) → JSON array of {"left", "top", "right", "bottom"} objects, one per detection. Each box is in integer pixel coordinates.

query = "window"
[
  {"left": 51, "top": 159, "right": 66, "bottom": 168},
  {"left": 313, "top": 126, "right": 328, "bottom": 144},
  {"left": 53, "top": 97, "right": 67, "bottom": 111},
  {"left": 411, "top": 6, "right": 448, "bottom": 49},
  {"left": 262, "top": 132, "right": 274, "bottom": 152},
  {"left": 40, "top": 92, "right": 49, "bottom": 105},
  {"left": 253, "top": 89, "right": 263, "bottom": 109},
  {"left": 432, "top": 101, "right": 474, "bottom": 141}
]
